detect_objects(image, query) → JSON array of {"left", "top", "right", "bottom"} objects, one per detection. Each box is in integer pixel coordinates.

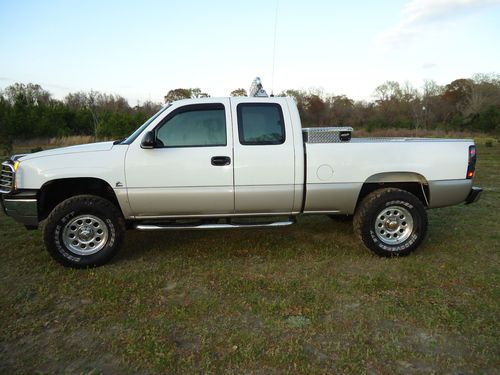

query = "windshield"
[{"left": 121, "top": 104, "right": 171, "bottom": 144}]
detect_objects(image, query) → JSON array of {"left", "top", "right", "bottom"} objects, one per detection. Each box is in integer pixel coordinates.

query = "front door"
[{"left": 125, "top": 100, "right": 234, "bottom": 217}]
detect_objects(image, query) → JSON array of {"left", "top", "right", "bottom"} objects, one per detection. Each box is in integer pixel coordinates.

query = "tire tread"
[
  {"left": 43, "top": 195, "right": 125, "bottom": 268},
  {"left": 353, "top": 188, "right": 427, "bottom": 257}
]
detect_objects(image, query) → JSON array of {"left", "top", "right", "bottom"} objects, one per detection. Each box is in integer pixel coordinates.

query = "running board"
[{"left": 135, "top": 220, "right": 295, "bottom": 231}]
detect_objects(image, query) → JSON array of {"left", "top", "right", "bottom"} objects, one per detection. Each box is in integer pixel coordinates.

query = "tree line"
[{"left": 1, "top": 73, "right": 499, "bottom": 154}]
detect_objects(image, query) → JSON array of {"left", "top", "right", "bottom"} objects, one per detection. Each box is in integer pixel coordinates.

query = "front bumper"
[
  {"left": 1, "top": 193, "right": 39, "bottom": 227},
  {"left": 465, "top": 186, "right": 482, "bottom": 204}
]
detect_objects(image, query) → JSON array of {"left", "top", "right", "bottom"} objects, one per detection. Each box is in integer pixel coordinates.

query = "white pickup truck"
[{"left": 1, "top": 95, "right": 482, "bottom": 267}]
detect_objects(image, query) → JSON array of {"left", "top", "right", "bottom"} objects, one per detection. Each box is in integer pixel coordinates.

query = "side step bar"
[{"left": 135, "top": 219, "right": 295, "bottom": 231}]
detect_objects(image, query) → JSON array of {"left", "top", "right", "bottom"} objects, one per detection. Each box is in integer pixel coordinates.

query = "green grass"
[{"left": 1, "top": 145, "right": 499, "bottom": 374}]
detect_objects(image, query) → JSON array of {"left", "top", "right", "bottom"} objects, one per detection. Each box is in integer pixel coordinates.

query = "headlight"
[{"left": 13, "top": 160, "right": 20, "bottom": 172}]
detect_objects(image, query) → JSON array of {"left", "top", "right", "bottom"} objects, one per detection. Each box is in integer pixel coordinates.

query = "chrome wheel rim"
[
  {"left": 374, "top": 206, "right": 414, "bottom": 245},
  {"left": 62, "top": 215, "right": 109, "bottom": 255}
]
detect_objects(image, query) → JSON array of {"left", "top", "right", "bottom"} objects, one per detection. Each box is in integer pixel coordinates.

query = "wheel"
[
  {"left": 43, "top": 195, "right": 125, "bottom": 268},
  {"left": 328, "top": 214, "right": 352, "bottom": 222},
  {"left": 353, "top": 188, "right": 427, "bottom": 257}
]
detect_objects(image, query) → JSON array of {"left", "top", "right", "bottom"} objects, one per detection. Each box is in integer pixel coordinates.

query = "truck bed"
[{"left": 302, "top": 131, "right": 473, "bottom": 214}]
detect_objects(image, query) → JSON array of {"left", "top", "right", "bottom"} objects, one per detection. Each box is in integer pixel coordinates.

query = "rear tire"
[
  {"left": 43, "top": 195, "right": 125, "bottom": 268},
  {"left": 353, "top": 188, "right": 427, "bottom": 257}
]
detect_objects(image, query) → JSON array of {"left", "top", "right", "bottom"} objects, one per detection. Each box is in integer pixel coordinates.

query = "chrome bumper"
[{"left": 0, "top": 195, "right": 38, "bottom": 227}]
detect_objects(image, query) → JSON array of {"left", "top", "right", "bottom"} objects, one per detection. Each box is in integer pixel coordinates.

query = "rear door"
[{"left": 230, "top": 98, "right": 296, "bottom": 214}]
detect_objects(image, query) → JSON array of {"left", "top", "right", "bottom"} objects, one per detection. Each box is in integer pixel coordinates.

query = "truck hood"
[{"left": 19, "top": 141, "right": 116, "bottom": 162}]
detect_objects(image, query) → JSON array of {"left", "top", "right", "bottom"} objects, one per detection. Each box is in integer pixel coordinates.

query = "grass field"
[{"left": 0, "top": 144, "right": 499, "bottom": 374}]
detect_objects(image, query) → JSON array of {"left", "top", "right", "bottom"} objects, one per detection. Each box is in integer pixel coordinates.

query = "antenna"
[{"left": 270, "top": 0, "right": 279, "bottom": 96}]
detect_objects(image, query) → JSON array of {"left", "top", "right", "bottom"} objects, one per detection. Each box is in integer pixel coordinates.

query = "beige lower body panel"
[
  {"left": 128, "top": 186, "right": 234, "bottom": 217},
  {"left": 428, "top": 179, "right": 472, "bottom": 208},
  {"left": 127, "top": 184, "right": 299, "bottom": 218},
  {"left": 235, "top": 185, "right": 295, "bottom": 213},
  {"left": 304, "top": 183, "right": 362, "bottom": 214},
  {"left": 125, "top": 179, "right": 473, "bottom": 219}
]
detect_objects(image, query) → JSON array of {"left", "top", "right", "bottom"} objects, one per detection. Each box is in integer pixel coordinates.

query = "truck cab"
[{"left": 123, "top": 97, "right": 304, "bottom": 218}]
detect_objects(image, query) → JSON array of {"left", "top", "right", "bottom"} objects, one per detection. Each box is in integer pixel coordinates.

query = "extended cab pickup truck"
[{"left": 0, "top": 96, "right": 482, "bottom": 267}]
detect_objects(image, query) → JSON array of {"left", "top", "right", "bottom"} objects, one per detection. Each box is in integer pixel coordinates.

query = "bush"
[{"left": 0, "top": 138, "right": 13, "bottom": 157}]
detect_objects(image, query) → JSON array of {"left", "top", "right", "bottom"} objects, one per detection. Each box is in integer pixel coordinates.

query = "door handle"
[{"left": 211, "top": 156, "right": 231, "bottom": 166}]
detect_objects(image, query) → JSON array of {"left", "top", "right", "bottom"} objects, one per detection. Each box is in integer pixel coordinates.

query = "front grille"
[{"left": 0, "top": 162, "right": 15, "bottom": 194}]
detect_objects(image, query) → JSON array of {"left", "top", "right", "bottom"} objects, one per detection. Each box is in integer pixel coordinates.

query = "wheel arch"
[
  {"left": 38, "top": 177, "right": 123, "bottom": 221},
  {"left": 356, "top": 172, "right": 430, "bottom": 210}
]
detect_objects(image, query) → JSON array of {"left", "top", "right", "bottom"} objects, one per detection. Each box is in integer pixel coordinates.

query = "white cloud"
[{"left": 378, "top": 0, "right": 500, "bottom": 46}]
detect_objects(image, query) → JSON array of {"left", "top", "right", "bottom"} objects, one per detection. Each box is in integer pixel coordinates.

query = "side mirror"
[{"left": 141, "top": 131, "right": 156, "bottom": 149}]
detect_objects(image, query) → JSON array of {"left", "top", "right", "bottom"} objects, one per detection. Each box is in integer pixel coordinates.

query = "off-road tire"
[
  {"left": 43, "top": 195, "right": 125, "bottom": 268},
  {"left": 353, "top": 188, "right": 427, "bottom": 257}
]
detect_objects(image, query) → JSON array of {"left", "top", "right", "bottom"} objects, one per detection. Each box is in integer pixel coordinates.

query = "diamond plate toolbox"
[{"left": 302, "top": 127, "right": 353, "bottom": 143}]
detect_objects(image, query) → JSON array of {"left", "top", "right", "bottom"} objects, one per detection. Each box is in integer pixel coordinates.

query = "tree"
[
  {"left": 64, "top": 91, "right": 89, "bottom": 110},
  {"left": 134, "top": 100, "right": 162, "bottom": 117},
  {"left": 0, "top": 96, "right": 13, "bottom": 154},
  {"left": 4, "top": 83, "right": 51, "bottom": 106},
  {"left": 164, "top": 88, "right": 192, "bottom": 103},
  {"left": 373, "top": 81, "right": 406, "bottom": 128},
  {"left": 374, "top": 81, "right": 402, "bottom": 103},
  {"left": 326, "top": 95, "right": 354, "bottom": 125},
  {"left": 189, "top": 88, "right": 210, "bottom": 98},
  {"left": 304, "top": 94, "right": 326, "bottom": 126},
  {"left": 230, "top": 88, "right": 247, "bottom": 97},
  {"left": 465, "top": 73, "right": 500, "bottom": 117},
  {"left": 279, "top": 89, "right": 309, "bottom": 124},
  {"left": 442, "top": 79, "right": 473, "bottom": 114},
  {"left": 164, "top": 88, "right": 210, "bottom": 103},
  {"left": 420, "top": 80, "right": 443, "bottom": 129}
]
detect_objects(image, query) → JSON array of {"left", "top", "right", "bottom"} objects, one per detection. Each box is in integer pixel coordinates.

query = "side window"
[
  {"left": 156, "top": 104, "right": 226, "bottom": 147},
  {"left": 237, "top": 103, "right": 285, "bottom": 145}
]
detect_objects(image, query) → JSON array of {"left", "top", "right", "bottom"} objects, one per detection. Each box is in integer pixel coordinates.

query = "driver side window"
[{"left": 156, "top": 104, "right": 226, "bottom": 147}]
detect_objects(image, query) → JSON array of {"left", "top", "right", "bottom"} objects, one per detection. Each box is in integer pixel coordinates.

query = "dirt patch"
[{"left": 0, "top": 327, "right": 137, "bottom": 375}]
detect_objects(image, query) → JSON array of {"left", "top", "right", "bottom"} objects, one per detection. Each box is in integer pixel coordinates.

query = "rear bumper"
[
  {"left": 465, "top": 186, "right": 482, "bottom": 204},
  {"left": 1, "top": 192, "right": 39, "bottom": 227}
]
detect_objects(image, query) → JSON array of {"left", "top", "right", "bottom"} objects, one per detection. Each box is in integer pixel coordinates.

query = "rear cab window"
[{"left": 237, "top": 103, "right": 285, "bottom": 145}]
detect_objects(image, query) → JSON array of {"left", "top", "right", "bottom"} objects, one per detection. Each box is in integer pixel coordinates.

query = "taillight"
[{"left": 466, "top": 145, "right": 476, "bottom": 179}]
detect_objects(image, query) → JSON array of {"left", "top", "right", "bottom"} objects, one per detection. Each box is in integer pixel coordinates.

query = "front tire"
[
  {"left": 43, "top": 195, "right": 125, "bottom": 268},
  {"left": 353, "top": 188, "right": 427, "bottom": 257}
]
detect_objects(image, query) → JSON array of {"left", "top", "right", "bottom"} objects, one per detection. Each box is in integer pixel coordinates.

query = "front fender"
[{"left": 16, "top": 148, "right": 128, "bottom": 190}]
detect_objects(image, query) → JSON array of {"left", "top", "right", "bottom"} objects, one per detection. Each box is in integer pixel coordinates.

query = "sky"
[{"left": 1, "top": 0, "right": 499, "bottom": 104}]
